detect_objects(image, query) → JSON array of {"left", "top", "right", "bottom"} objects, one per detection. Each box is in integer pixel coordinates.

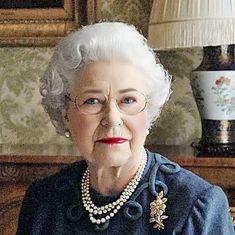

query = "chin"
[
  {"left": 104, "top": 155, "right": 129, "bottom": 168},
  {"left": 93, "top": 147, "right": 131, "bottom": 168}
]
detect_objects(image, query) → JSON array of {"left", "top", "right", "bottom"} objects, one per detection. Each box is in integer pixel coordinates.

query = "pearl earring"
[
  {"left": 65, "top": 131, "right": 71, "bottom": 138},
  {"left": 146, "top": 130, "right": 150, "bottom": 135}
]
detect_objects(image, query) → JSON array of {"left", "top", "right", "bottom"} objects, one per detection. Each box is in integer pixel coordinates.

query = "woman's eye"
[
  {"left": 84, "top": 98, "right": 100, "bottom": 105},
  {"left": 122, "top": 97, "right": 136, "bottom": 104}
]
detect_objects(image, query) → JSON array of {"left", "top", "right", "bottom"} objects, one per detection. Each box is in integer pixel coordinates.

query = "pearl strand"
[{"left": 81, "top": 153, "right": 147, "bottom": 225}]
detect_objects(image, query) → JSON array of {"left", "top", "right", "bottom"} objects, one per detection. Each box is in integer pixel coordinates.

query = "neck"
[{"left": 87, "top": 153, "right": 144, "bottom": 196}]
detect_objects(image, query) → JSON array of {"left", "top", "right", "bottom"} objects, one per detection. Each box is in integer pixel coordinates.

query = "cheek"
[
  {"left": 68, "top": 114, "right": 83, "bottom": 137},
  {"left": 67, "top": 111, "right": 98, "bottom": 150},
  {"left": 129, "top": 112, "right": 148, "bottom": 140}
]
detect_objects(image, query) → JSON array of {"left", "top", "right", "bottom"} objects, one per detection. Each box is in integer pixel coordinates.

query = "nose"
[{"left": 100, "top": 100, "right": 123, "bottom": 127}]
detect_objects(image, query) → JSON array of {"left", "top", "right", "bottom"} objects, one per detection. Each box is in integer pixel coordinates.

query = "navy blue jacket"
[{"left": 16, "top": 150, "right": 234, "bottom": 234}]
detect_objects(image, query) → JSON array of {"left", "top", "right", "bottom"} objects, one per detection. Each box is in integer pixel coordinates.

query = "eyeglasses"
[{"left": 66, "top": 91, "right": 148, "bottom": 115}]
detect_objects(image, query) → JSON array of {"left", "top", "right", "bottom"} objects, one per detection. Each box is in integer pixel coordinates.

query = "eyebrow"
[
  {"left": 82, "top": 89, "right": 104, "bottom": 94},
  {"left": 81, "top": 88, "right": 139, "bottom": 94},
  {"left": 118, "top": 88, "right": 138, "bottom": 93}
]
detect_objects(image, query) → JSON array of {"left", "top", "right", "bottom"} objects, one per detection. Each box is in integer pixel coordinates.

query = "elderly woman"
[{"left": 16, "top": 22, "right": 234, "bottom": 235}]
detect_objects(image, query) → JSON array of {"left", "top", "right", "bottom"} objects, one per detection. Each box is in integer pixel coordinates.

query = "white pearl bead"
[
  {"left": 110, "top": 213, "right": 114, "bottom": 217},
  {"left": 101, "top": 218, "right": 106, "bottom": 223},
  {"left": 41, "top": 88, "right": 48, "bottom": 96}
]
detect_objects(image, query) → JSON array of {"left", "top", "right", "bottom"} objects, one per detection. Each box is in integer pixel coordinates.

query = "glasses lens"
[
  {"left": 117, "top": 91, "right": 147, "bottom": 115},
  {"left": 75, "top": 95, "right": 105, "bottom": 114}
]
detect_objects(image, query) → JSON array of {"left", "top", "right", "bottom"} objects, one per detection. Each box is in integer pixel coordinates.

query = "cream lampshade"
[
  {"left": 148, "top": 0, "right": 235, "bottom": 50},
  {"left": 148, "top": 0, "right": 235, "bottom": 156}
]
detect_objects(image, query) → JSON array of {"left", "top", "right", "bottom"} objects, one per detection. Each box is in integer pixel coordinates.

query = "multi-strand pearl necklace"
[{"left": 81, "top": 153, "right": 147, "bottom": 225}]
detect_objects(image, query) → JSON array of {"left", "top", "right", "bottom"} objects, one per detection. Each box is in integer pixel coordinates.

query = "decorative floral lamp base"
[{"left": 191, "top": 45, "right": 235, "bottom": 156}]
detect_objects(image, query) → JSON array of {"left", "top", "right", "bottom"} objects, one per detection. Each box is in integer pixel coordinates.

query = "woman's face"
[{"left": 65, "top": 60, "right": 149, "bottom": 167}]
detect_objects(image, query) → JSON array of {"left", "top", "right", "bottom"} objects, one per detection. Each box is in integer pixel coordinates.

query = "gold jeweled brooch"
[{"left": 149, "top": 191, "right": 168, "bottom": 230}]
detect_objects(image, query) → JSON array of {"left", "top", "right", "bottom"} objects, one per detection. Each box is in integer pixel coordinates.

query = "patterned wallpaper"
[{"left": 0, "top": 0, "right": 203, "bottom": 145}]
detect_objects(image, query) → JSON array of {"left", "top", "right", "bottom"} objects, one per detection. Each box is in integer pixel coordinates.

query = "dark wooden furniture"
[{"left": 0, "top": 144, "right": 234, "bottom": 235}]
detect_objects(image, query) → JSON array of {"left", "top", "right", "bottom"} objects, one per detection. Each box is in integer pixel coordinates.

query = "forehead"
[{"left": 71, "top": 60, "right": 148, "bottom": 94}]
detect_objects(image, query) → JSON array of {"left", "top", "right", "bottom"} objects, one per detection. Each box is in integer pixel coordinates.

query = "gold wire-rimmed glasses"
[{"left": 66, "top": 90, "right": 148, "bottom": 115}]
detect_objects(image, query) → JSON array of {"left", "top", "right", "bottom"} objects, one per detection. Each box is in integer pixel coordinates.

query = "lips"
[{"left": 96, "top": 137, "right": 128, "bottom": 144}]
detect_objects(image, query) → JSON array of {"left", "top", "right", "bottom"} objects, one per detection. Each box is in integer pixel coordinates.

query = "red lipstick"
[{"left": 96, "top": 137, "right": 128, "bottom": 144}]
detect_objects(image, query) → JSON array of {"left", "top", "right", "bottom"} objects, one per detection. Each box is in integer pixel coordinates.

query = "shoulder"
[
  {"left": 17, "top": 160, "right": 87, "bottom": 234},
  {"left": 181, "top": 185, "right": 234, "bottom": 234},
  {"left": 26, "top": 160, "right": 87, "bottom": 201},
  {"left": 146, "top": 149, "right": 234, "bottom": 233}
]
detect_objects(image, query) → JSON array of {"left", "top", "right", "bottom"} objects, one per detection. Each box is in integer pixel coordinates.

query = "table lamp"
[{"left": 148, "top": 0, "right": 235, "bottom": 156}]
